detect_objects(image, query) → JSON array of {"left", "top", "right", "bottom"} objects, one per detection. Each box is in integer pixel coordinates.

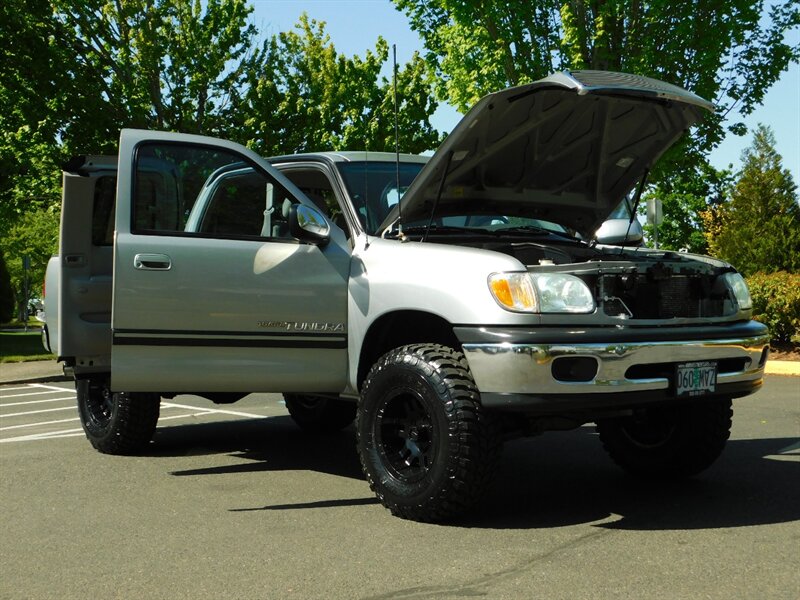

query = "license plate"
[{"left": 676, "top": 361, "right": 717, "bottom": 397}]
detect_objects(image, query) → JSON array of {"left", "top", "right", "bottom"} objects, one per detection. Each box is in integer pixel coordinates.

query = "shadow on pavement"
[
  {"left": 154, "top": 415, "right": 364, "bottom": 481},
  {"left": 153, "top": 417, "right": 799, "bottom": 530},
  {"left": 469, "top": 429, "right": 800, "bottom": 531}
]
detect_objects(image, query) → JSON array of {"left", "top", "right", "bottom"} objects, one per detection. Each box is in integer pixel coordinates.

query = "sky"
[{"left": 250, "top": 0, "right": 800, "bottom": 184}]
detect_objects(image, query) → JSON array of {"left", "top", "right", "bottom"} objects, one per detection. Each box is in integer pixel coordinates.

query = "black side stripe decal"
[
  {"left": 113, "top": 328, "right": 346, "bottom": 338},
  {"left": 113, "top": 334, "right": 347, "bottom": 350}
]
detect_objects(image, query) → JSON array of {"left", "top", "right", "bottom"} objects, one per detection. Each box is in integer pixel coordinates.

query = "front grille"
[
  {"left": 659, "top": 276, "right": 696, "bottom": 318},
  {"left": 600, "top": 273, "right": 728, "bottom": 319}
]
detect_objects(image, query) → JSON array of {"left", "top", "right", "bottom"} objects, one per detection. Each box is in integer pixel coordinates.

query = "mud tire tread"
[
  {"left": 77, "top": 379, "right": 160, "bottom": 455},
  {"left": 357, "top": 344, "right": 501, "bottom": 522}
]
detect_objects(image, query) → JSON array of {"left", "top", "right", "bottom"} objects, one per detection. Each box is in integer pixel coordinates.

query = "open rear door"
[
  {"left": 57, "top": 157, "right": 117, "bottom": 372},
  {"left": 111, "top": 130, "right": 350, "bottom": 394}
]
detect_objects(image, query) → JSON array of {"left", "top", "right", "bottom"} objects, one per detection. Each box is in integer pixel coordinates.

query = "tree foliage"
[
  {"left": 702, "top": 125, "right": 800, "bottom": 275},
  {"left": 0, "top": 251, "right": 15, "bottom": 323},
  {"left": 0, "top": 2, "right": 441, "bottom": 307},
  {"left": 393, "top": 0, "right": 799, "bottom": 174},
  {"left": 746, "top": 272, "right": 800, "bottom": 343},
  {"left": 0, "top": 2, "right": 441, "bottom": 223},
  {"left": 643, "top": 164, "right": 732, "bottom": 253},
  {"left": 237, "top": 15, "right": 441, "bottom": 156},
  {"left": 0, "top": 0, "right": 71, "bottom": 232},
  {"left": 2, "top": 208, "right": 60, "bottom": 318}
]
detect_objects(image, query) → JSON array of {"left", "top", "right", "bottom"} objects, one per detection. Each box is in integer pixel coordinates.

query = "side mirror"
[
  {"left": 594, "top": 218, "right": 644, "bottom": 246},
  {"left": 289, "top": 204, "right": 330, "bottom": 246}
]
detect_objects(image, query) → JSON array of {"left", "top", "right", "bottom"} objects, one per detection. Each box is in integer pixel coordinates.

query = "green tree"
[
  {"left": 0, "top": 0, "right": 259, "bottom": 235},
  {"left": 0, "top": 4, "right": 443, "bottom": 309},
  {"left": 237, "top": 14, "right": 441, "bottom": 156},
  {"left": 393, "top": 0, "right": 798, "bottom": 152},
  {"left": 1, "top": 208, "right": 60, "bottom": 318},
  {"left": 702, "top": 125, "right": 800, "bottom": 275},
  {"left": 49, "top": 0, "right": 258, "bottom": 150},
  {"left": 0, "top": 251, "right": 15, "bottom": 323},
  {"left": 0, "top": 0, "right": 73, "bottom": 230},
  {"left": 643, "top": 164, "right": 733, "bottom": 253}
]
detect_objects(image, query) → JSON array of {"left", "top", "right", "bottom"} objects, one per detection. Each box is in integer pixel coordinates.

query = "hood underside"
[{"left": 383, "top": 71, "right": 714, "bottom": 237}]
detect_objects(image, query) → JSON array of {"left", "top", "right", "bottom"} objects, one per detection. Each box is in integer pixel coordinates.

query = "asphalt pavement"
[{"left": 1, "top": 376, "right": 798, "bottom": 599}]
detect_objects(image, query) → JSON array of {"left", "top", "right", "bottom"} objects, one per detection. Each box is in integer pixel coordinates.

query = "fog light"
[{"left": 552, "top": 357, "right": 598, "bottom": 382}]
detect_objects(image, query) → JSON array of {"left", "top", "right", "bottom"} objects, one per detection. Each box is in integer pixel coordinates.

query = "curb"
[
  {"left": 0, "top": 362, "right": 70, "bottom": 386},
  {"left": 764, "top": 361, "right": 800, "bottom": 377}
]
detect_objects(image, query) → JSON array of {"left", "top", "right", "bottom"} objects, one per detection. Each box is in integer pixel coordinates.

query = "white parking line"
[
  {"left": 0, "top": 405, "right": 79, "bottom": 418},
  {"left": 0, "top": 384, "right": 274, "bottom": 445},
  {"left": 0, "top": 429, "right": 85, "bottom": 443},
  {"left": 0, "top": 386, "right": 34, "bottom": 393},
  {"left": 0, "top": 389, "right": 70, "bottom": 399},
  {"left": 158, "top": 413, "right": 204, "bottom": 421},
  {"left": 1, "top": 416, "right": 80, "bottom": 431},
  {"left": 30, "top": 383, "right": 74, "bottom": 392},
  {"left": 1, "top": 396, "right": 76, "bottom": 408},
  {"left": 161, "top": 401, "right": 269, "bottom": 419}
]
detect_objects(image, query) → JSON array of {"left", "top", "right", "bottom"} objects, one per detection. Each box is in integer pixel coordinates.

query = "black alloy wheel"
[{"left": 357, "top": 343, "right": 501, "bottom": 522}]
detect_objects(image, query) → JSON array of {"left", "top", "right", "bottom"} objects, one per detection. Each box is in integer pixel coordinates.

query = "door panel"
[
  {"left": 57, "top": 162, "right": 117, "bottom": 367},
  {"left": 111, "top": 130, "right": 349, "bottom": 393}
]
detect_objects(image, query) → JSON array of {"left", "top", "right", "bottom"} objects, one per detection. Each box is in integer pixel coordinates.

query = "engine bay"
[{"left": 447, "top": 237, "right": 739, "bottom": 320}]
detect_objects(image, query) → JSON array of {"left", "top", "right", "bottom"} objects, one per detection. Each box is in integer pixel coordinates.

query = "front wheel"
[
  {"left": 357, "top": 344, "right": 501, "bottom": 522},
  {"left": 76, "top": 378, "right": 160, "bottom": 455},
  {"left": 596, "top": 398, "right": 733, "bottom": 478}
]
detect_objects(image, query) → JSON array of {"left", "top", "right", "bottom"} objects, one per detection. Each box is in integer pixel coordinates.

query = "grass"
[{"left": 0, "top": 331, "right": 54, "bottom": 363}]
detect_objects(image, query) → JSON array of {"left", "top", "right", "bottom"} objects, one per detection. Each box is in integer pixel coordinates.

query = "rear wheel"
[
  {"left": 283, "top": 394, "right": 356, "bottom": 433},
  {"left": 357, "top": 344, "right": 501, "bottom": 522},
  {"left": 596, "top": 398, "right": 732, "bottom": 478},
  {"left": 76, "top": 378, "right": 160, "bottom": 455}
]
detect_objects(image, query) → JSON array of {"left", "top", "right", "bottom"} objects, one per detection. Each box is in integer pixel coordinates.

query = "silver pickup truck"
[{"left": 43, "top": 71, "right": 769, "bottom": 522}]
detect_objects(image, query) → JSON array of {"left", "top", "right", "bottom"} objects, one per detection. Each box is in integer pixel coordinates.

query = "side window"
[
  {"left": 92, "top": 175, "right": 117, "bottom": 246},
  {"left": 280, "top": 168, "right": 349, "bottom": 237},
  {"left": 133, "top": 143, "right": 298, "bottom": 240}
]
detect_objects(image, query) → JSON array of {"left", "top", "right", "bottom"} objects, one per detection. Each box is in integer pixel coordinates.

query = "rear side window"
[
  {"left": 92, "top": 175, "right": 116, "bottom": 246},
  {"left": 133, "top": 143, "right": 299, "bottom": 240}
]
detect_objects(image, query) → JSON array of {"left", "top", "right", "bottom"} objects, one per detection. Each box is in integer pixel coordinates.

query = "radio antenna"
[{"left": 393, "top": 44, "right": 405, "bottom": 240}]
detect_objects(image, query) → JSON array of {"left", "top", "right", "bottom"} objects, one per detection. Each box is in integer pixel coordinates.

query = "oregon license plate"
[{"left": 676, "top": 361, "right": 717, "bottom": 397}]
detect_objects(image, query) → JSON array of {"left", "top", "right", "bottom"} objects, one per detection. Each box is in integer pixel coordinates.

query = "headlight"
[
  {"left": 531, "top": 273, "right": 596, "bottom": 313},
  {"left": 723, "top": 272, "right": 752, "bottom": 310},
  {"left": 488, "top": 272, "right": 595, "bottom": 313}
]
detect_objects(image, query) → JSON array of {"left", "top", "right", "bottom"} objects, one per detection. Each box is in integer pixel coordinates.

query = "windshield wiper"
[
  {"left": 395, "top": 224, "right": 495, "bottom": 237},
  {"left": 495, "top": 225, "right": 548, "bottom": 234},
  {"left": 497, "top": 225, "right": 581, "bottom": 240}
]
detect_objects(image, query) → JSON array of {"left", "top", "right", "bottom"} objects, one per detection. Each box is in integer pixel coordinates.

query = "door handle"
[
  {"left": 134, "top": 253, "right": 172, "bottom": 270},
  {"left": 63, "top": 254, "right": 86, "bottom": 268}
]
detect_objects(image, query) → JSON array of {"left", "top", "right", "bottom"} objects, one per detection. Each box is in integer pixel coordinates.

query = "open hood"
[{"left": 381, "top": 70, "right": 714, "bottom": 237}]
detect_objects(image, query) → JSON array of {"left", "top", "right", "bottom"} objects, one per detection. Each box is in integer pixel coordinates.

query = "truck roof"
[{"left": 267, "top": 151, "right": 429, "bottom": 165}]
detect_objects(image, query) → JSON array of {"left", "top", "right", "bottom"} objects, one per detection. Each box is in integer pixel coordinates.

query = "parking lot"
[{"left": 1, "top": 377, "right": 798, "bottom": 599}]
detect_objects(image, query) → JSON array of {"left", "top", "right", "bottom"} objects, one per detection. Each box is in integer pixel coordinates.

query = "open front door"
[{"left": 111, "top": 130, "right": 350, "bottom": 393}]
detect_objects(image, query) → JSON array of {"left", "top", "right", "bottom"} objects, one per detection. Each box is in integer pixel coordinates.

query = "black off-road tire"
[
  {"left": 283, "top": 394, "right": 357, "bottom": 433},
  {"left": 76, "top": 378, "right": 160, "bottom": 455},
  {"left": 596, "top": 398, "right": 733, "bottom": 478},
  {"left": 357, "top": 344, "right": 501, "bottom": 522}
]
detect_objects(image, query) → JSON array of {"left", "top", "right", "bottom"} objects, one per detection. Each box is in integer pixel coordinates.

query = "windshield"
[
  {"left": 337, "top": 161, "right": 425, "bottom": 234},
  {"left": 336, "top": 160, "right": 571, "bottom": 238},
  {"left": 608, "top": 196, "right": 635, "bottom": 220}
]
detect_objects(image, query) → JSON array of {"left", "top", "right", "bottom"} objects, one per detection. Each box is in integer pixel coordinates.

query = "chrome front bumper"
[{"left": 458, "top": 322, "right": 770, "bottom": 409}]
